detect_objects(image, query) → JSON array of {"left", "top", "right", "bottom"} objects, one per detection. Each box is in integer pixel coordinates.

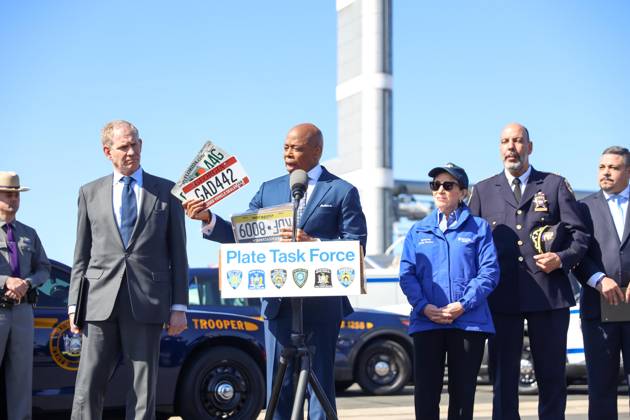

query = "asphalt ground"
[{"left": 254, "top": 383, "right": 629, "bottom": 420}]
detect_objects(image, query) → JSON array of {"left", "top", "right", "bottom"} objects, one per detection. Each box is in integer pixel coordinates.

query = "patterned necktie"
[
  {"left": 3, "top": 223, "right": 19, "bottom": 277},
  {"left": 512, "top": 178, "right": 522, "bottom": 203},
  {"left": 120, "top": 176, "right": 137, "bottom": 247},
  {"left": 297, "top": 189, "right": 307, "bottom": 226}
]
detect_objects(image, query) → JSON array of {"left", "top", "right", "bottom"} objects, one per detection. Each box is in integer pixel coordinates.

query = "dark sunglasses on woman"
[{"left": 429, "top": 181, "right": 459, "bottom": 191}]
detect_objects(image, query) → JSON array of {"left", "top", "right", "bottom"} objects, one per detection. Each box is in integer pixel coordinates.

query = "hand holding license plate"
[
  {"left": 231, "top": 204, "right": 294, "bottom": 243},
  {"left": 172, "top": 141, "right": 250, "bottom": 209}
]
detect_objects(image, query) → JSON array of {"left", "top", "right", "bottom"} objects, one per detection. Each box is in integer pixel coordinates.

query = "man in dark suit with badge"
[
  {"left": 573, "top": 146, "right": 630, "bottom": 420},
  {"left": 468, "top": 123, "right": 589, "bottom": 420}
]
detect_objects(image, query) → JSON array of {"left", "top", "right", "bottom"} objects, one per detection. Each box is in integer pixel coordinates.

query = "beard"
[{"left": 503, "top": 157, "right": 525, "bottom": 172}]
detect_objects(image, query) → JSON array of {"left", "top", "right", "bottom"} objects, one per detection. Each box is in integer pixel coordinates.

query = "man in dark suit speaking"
[
  {"left": 68, "top": 120, "right": 189, "bottom": 420},
  {"left": 184, "top": 123, "right": 367, "bottom": 420},
  {"left": 468, "top": 123, "right": 589, "bottom": 420},
  {"left": 573, "top": 146, "right": 630, "bottom": 420}
]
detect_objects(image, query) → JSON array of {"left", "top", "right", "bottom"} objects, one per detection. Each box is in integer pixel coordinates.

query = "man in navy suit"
[
  {"left": 183, "top": 123, "right": 367, "bottom": 420},
  {"left": 468, "top": 123, "right": 589, "bottom": 420},
  {"left": 573, "top": 146, "right": 630, "bottom": 420}
]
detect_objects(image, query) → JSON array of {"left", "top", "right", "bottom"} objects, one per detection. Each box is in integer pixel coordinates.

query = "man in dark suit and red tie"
[
  {"left": 468, "top": 122, "right": 590, "bottom": 420},
  {"left": 183, "top": 123, "right": 368, "bottom": 420},
  {"left": 573, "top": 146, "right": 630, "bottom": 420}
]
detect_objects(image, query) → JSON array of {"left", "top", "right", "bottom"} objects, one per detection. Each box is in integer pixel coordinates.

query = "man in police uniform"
[
  {"left": 573, "top": 146, "right": 630, "bottom": 420},
  {"left": 0, "top": 171, "right": 50, "bottom": 420},
  {"left": 468, "top": 123, "right": 589, "bottom": 420}
]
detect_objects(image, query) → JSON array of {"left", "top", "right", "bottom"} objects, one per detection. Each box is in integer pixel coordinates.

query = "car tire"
[
  {"left": 176, "top": 346, "right": 265, "bottom": 419},
  {"left": 518, "top": 337, "right": 538, "bottom": 395},
  {"left": 356, "top": 339, "right": 411, "bottom": 395}
]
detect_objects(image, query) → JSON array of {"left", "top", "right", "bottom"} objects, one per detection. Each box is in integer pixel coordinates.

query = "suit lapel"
[
  {"left": 495, "top": 173, "right": 518, "bottom": 209},
  {"left": 592, "top": 191, "right": 620, "bottom": 246},
  {"left": 621, "top": 194, "right": 630, "bottom": 246},
  {"left": 101, "top": 175, "right": 124, "bottom": 249},
  {"left": 519, "top": 168, "right": 544, "bottom": 209},
  {"left": 299, "top": 168, "right": 333, "bottom": 228},
  {"left": 127, "top": 171, "right": 158, "bottom": 248}
]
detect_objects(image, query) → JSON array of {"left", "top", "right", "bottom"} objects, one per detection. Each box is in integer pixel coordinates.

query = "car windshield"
[{"left": 188, "top": 271, "right": 252, "bottom": 308}]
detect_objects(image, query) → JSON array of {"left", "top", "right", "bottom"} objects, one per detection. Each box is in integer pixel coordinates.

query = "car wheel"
[
  {"left": 356, "top": 339, "right": 411, "bottom": 395},
  {"left": 518, "top": 338, "right": 538, "bottom": 395},
  {"left": 176, "top": 346, "right": 265, "bottom": 419}
]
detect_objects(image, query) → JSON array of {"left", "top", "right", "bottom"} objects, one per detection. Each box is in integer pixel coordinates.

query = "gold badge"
[{"left": 533, "top": 191, "right": 548, "bottom": 212}]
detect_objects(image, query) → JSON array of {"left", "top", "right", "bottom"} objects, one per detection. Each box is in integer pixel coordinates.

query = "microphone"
[{"left": 290, "top": 169, "right": 308, "bottom": 200}]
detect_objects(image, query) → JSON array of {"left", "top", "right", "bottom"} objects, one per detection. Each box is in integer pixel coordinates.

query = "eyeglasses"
[{"left": 429, "top": 181, "right": 458, "bottom": 191}]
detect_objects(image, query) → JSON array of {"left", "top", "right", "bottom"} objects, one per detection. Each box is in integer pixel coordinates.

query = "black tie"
[{"left": 512, "top": 178, "right": 522, "bottom": 203}]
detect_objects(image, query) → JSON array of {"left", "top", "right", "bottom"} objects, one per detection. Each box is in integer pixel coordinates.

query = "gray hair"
[
  {"left": 602, "top": 146, "right": 630, "bottom": 167},
  {"left": 101, "top": 120, "right": 139, "bottom": 147}
]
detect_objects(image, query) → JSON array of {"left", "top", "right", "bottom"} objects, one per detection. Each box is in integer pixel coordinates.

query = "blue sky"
[{"left": 2, "top": 1, "right": 629, "bottom": 267}]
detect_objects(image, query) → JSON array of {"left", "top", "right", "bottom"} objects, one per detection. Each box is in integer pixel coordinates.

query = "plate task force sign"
[
  {"left": 231, "top": 204, "right": 294, "bottom": 243},
  {"left": 219, "top": 241, "right": 365, "bottom": 298},
  {"left": 171, "top": 141, "right": 249, "bottom": 207}
]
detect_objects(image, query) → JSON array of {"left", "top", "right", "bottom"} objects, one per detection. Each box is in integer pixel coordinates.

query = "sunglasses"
[{"left": 429, "top": 181, "right": 459, "bottom": 191}]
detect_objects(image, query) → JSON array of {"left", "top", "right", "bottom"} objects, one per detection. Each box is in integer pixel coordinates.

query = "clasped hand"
[
  {"left": 423, "top": 302, "right": 464, "bottom": 324},
  {"left": 4, "top": 276, "right": 29, "bottom": 301}
]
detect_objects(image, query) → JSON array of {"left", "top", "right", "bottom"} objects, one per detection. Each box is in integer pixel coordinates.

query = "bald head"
[
  {"left": 283, "top": 123, "right": 324, "bottom": 173},
  {"left": 499, "top": 122, "right": 533, "bottom": 176}
]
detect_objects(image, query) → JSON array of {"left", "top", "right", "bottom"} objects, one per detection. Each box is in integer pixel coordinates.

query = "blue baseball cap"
[{"left": 427, "top": 162, "right": 469, "bottom": 189}]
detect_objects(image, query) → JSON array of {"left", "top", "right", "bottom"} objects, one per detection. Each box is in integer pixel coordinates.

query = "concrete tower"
[{"left": 327, "top": 0, "right": 393, "bottom": 254}]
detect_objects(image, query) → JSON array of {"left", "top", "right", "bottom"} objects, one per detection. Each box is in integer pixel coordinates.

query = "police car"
[
  {"left": 23, "top": 260, "right": 267, "bottom": 419},
  {"left": 4, "top": 261, "right": 411, "bottom": 419}
]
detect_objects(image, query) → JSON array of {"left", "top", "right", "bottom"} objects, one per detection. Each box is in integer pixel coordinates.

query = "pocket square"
[{"left": 319, "top": 203, "right": 334, "bottom": 208}]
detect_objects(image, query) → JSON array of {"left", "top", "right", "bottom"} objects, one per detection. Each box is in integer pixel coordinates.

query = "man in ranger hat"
[
  {"left": 468, "top": 123, "right": 589, "bottom": 420},
  {"left": 0, "top": 171, "right": 50, "bottom": 420}
]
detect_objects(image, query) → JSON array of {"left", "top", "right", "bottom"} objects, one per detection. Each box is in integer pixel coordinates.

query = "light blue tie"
[
  {"left": 120, "top": 176, "right": 137, "bottom": 247},
  {"left": 610, "top": 194, "right": 626, "bottom": 240}
]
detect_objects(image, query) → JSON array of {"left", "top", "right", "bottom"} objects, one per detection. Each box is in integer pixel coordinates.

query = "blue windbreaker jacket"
[{"left": 399, "top": 204, "right": 500, "bottom": 334}]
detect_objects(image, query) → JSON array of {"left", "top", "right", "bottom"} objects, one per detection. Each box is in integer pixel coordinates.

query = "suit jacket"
[
  {"left": 68, "top": 171, "right": 188, "bottom": 324},
  {"left": 573, "top": 190, "right": 630, "bottom": 320},
  {"left": 468, "top": 168, "right": 589, "bottom": 313},
  {"left": 206, "top": 166, "right": 367, "bottom": 323},
  {"left": 0, "top": 220, "right": 50, "bottom": 290}
]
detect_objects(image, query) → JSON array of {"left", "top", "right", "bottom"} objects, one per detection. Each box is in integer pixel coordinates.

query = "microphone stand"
[{"left": 264, "top": 194, "right": 338, "bottom": 420}]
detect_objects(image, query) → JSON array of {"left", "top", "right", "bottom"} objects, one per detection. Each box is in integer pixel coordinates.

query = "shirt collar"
[
  {"left": 603, "top": 184, "right": 630, "bottom": 201},
  {"left": 307, "top": 165, "right": 323, "bottom": 183},
  {"left": 113, "top": 167, "right": 143, "bottom": 186},
  {"left": 504, "top": 166, "right": 532, "bottom": 186},
  {"left": 437, "top": 206, "right": 461, "bottom": 224}
]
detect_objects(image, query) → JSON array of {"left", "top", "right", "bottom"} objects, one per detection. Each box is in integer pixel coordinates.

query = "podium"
[{"left": 219, "top": 240, "right": 364, "bottom": 420}]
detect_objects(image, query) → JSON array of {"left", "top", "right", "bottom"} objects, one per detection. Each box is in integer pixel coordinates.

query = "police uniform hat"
[
  {"left": 530, "top": 222, "right": 569, "bottom": 254},
  {"left": 427, "top": 162, "right": 469, "bottom": 189},
  {"left": 0, "top": 171, "right": 30, "bottom": 192}
]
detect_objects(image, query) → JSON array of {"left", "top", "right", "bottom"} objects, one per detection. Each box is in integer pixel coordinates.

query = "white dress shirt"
[{"left": 504, "top": 166, "right": 532, "bottom": 196}]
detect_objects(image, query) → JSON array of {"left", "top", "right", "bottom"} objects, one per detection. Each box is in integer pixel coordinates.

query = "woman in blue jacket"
[{"left": 399, "top": 163, "right": 499, "bottom": 420}]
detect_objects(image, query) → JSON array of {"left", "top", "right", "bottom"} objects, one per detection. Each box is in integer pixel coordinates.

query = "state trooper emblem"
[
  {"left": 337, "top": 267, "right": 355, "bottom": 288},
  {"left": 314, "top": 268, "right": 332, "bottom": 288},
  {"left": 271, "top": 269, "right": 287, "bottom": 289},
  {"left": 248, "top": 270, "right": 265, "bottom": 290},
  {"left": 533, "top": 191, "right": 549, "bottom": 212},
  {"left": 292, "top": 269, "right": 308, "bottom": 288},
  {"left": 226, "top": 270, "right": 243, "bottom": 289}
]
